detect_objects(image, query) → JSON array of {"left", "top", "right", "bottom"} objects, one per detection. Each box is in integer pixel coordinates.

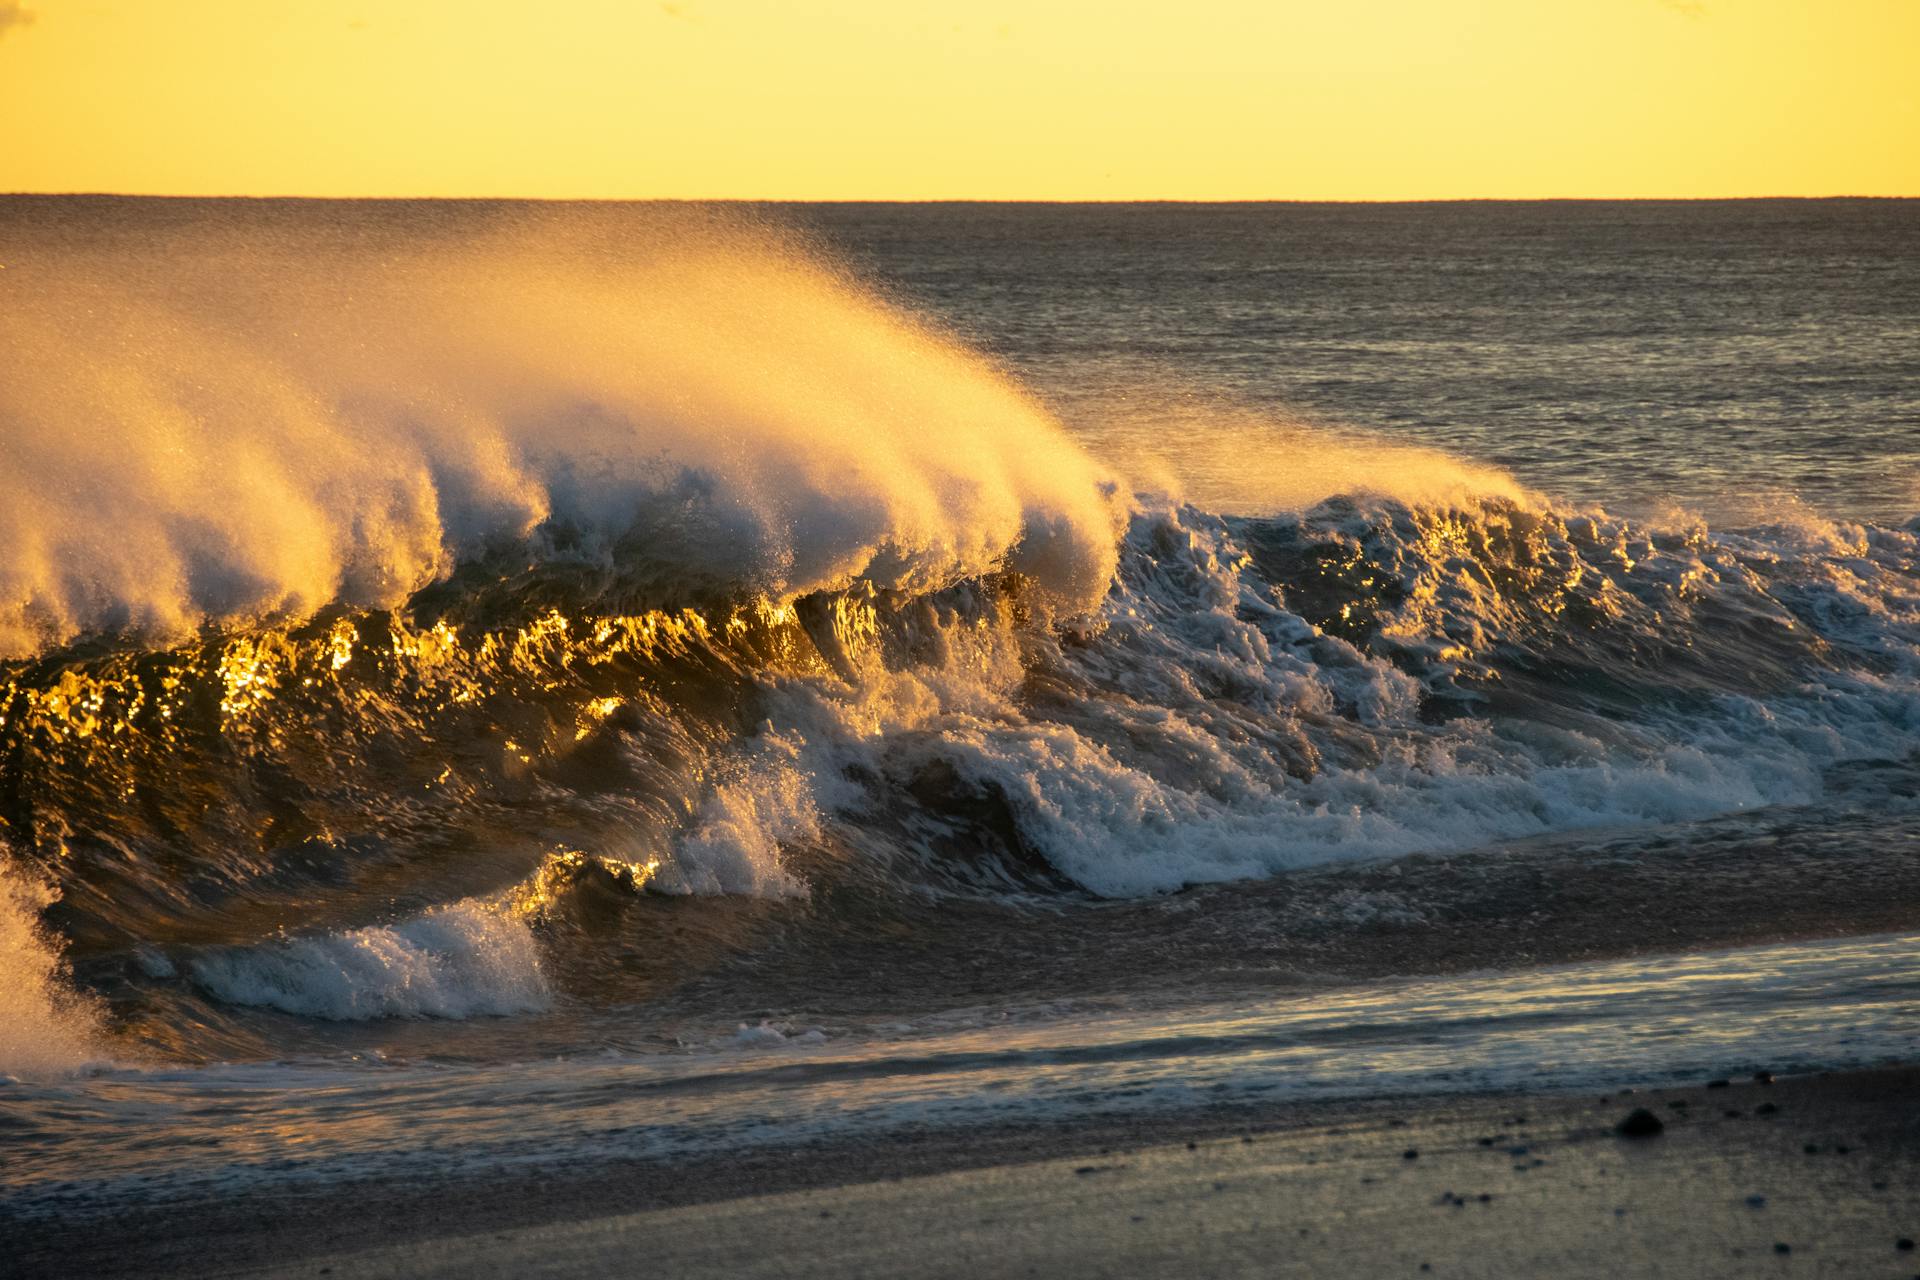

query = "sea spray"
[
  {"left": 0, "top": 203, "right": 1122, "bottom": 658},
  {"left": 0, "top": 858, "right": 108, "bottom": 1076}
]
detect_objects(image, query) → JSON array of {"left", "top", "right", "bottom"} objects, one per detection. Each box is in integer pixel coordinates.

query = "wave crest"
[{"left": 0, "top": 202, "right": 1122, "bottom": 658}]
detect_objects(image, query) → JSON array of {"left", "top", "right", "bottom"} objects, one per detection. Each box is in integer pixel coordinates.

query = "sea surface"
[{"left": 1, "top": 197, "right": 1916, "bottom": 1215}]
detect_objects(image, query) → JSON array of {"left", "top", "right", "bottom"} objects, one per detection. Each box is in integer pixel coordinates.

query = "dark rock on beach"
[{"left": 1616, "top": 1108, "right": 1665, "bottom": 1138}]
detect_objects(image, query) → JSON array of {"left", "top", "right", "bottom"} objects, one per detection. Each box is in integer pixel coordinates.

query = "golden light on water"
[
  {"left": 513, "top": 848, "right": 663, "bottom": 919},
  {"left": 0, "top": 595, "right": 856, "bottom": 755},
  {"left": 0, "top": 0, "right": 1914, "bottom": 198}
]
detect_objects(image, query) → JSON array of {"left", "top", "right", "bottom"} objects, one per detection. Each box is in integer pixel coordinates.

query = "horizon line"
[{"left": 3, "top": 192, "right": 1916, "bottom": 205}]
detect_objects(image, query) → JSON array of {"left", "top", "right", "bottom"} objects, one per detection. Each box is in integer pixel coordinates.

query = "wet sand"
[{"left": 7, "top": 1067, "right": 1917, "bottom": 1278}]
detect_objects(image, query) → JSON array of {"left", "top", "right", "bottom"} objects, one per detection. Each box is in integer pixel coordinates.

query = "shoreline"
[{"left": 9, "top": 1066, "right": 1916, "bottom": 1278}]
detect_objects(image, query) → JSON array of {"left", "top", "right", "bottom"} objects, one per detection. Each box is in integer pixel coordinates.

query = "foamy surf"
[
  {"left": 186, "top": 900, "right": 551, "bottom": 1022},
  {"left": 4, "top": 491, "right": 1918, "bottom": 1060}
]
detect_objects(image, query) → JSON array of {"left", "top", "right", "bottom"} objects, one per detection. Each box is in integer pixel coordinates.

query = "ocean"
[{"left": 1, "top": 197, "right": 1916, "bottom": 1217}]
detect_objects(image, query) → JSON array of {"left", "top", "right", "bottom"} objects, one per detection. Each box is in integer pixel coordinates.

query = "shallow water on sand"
[{"left": 5, "top": 930, "right": 1916, "bottom": 1218}]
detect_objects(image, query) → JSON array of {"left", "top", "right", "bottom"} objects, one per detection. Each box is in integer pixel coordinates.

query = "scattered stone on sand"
[{"left": 1616, "top": 1108, "right": 1665, "bottom": 1138}]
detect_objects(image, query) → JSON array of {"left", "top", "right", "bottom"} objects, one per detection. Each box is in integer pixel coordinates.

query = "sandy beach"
[{"left": 9, "top": 1067, "right": 1915, "bottom": 1279}]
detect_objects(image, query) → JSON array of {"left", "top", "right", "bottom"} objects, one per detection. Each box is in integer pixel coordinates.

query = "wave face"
[{"left": 1, "top": 200, "right": 1918, "bottom": 1073}]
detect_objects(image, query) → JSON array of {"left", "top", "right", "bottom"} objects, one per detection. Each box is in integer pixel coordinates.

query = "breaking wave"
[
  {"left": 1, "top": 199, "right": 1917, "bottom": 1064},
  {"left": 0, "top": 200, "right": 1121, "bottom": 658},
  {"left": 188, "top": 900, "right": 551, "bottom": 1022}
]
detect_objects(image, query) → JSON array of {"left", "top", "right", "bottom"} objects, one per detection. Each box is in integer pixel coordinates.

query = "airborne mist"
[{"left": 0, "top": 201, "right": 1123, "bottom": 658}]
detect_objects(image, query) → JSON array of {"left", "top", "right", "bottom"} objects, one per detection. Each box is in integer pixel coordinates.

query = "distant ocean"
[{"left": 2, "top": 197, "right": 1916, "bottom": 1215}]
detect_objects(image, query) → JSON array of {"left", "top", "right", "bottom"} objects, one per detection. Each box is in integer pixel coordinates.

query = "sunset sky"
[{"left": 1, "top": 0, "right": 1914, "bottom": 200}]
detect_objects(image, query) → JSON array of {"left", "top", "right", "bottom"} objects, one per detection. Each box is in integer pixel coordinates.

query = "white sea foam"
[
  {"left": 730, "top": 1020, "right": 828, "bottom": 1049},
  {"left": 188, "top": 900, "right": 550, "bottom": 1021},
  {"left": 705, "top": 498, "right": 1920, "bottom": 897},
  {"left": 652, "top": 732, "right": 820, "bottom": 898},
  {"left": 0, "top": 207, "right": 1122, "bottom": 657},
  {"left": 0, "top": 858, "right": 109, "bottom": 1077}
]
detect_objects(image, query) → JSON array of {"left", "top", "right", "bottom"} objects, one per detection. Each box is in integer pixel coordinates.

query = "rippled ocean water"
[
  {"left": 816, "top": 200, "right": 1919, "bottom": 524},
  {"left": 1, "top": 198, "right": 1915, "bottom": 1211}
]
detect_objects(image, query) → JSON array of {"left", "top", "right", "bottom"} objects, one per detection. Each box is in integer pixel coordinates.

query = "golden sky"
[{"left": 1, "top": 0, "right": 1914, "bottom": 199}]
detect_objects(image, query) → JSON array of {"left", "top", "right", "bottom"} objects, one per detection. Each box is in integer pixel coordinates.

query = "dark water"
[{"left": 1, "top": 198, "right": 1916, "bottom": 1211}]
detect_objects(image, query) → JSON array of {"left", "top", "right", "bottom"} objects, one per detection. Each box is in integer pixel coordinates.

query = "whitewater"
[{"left": 1, "top": 197, "right": 1916, "bottom": 1217}]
